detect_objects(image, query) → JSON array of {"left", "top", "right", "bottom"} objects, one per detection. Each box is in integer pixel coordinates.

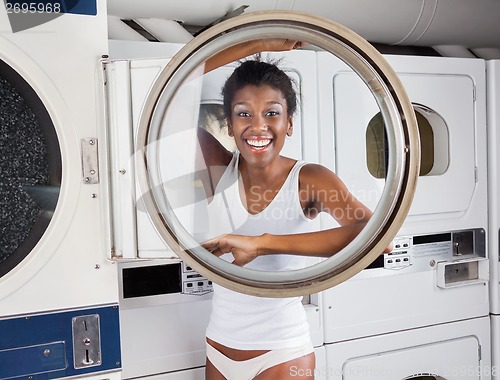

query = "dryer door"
[
  {"left": 318, "top": 53, "right": 481, "bottom": 220},
  {"left": 133, "top": 11, "right": 420, "bottom": 297}
]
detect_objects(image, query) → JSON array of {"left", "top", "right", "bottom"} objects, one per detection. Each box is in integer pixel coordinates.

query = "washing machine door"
[
  {"left": 136, "top": 11, "right": 420, "bottom": 297},
  {"left": 0, "top": 58, "right": 61, "bottom": 279}
]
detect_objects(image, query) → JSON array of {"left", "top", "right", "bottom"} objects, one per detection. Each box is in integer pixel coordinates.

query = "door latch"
[{"left": 81, "top": 138, "right": 99, "bottom": 184}]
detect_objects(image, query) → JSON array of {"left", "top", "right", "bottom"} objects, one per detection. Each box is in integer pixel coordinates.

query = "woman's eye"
[
  {"left": 237, "top": 111, "right": 251, "bottom": 117},
  {"left": 266, "top": 110, "right": 280, "bottom": 117}
]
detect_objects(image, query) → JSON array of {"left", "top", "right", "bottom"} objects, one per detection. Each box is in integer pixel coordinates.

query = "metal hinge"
[{"left": 81, "top": 138, "right": 99, "bottom": 184}]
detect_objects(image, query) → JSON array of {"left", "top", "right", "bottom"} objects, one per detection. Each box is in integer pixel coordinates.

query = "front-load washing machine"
[
  {"left": 317, "top": 53, "right": 489, "bottom": 343},
  {"left": 0, "top": 3, "right": 121, "bottom": 379}
]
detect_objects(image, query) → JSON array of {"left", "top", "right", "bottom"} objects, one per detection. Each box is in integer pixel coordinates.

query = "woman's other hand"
[
  {"left": 204, "top": 39, "right": 306, "bottom": 73},
  {"left": 260, "top": 39, "right": 305, "bottom": 52}
]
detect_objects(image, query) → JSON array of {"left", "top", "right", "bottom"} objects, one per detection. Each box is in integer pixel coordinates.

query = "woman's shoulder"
[
  {"left": 299, "top": 162, "right": 333, "bottom": 178},
  {"left": 299, "top": 162, "right": 343, "bottom": 188}
]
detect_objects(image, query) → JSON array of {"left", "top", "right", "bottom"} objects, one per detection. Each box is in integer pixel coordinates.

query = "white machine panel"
[
  {"left": 491, "top": 315, "right": 500, "bottom": 379},
  {"left": 488, "top": 60, "right": 500, "bottom": 314},
  {"left": 324, "top": 317, "right": 491, "bottom": 380},
  {"left": 487, "top": 60, "right": 500, "bottom": 380}
]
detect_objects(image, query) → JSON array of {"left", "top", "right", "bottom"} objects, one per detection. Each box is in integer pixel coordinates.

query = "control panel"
[
  {"left": 118, "top": 259, "right": 213, "bottom": 309},
  {"left": 385, "top": 235, "right": 412, "bottom": 269},
  {"left": 380, "top": 228, "right": 488, "bottom": 287},
  {"left": 182, "top": 263, "right": 213, "bottom": 295}
]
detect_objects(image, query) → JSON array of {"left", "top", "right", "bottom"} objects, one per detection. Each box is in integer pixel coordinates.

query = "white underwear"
[{"left": 206, "top": 341, "right": 314, "bottom": 380}]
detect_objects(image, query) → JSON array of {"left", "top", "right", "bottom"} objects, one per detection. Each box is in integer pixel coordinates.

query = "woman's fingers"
[
  {"left": 202, "top": 235, "right": 232, "bottom": 256},
  {"left": 202, "top": 234, "right": 258, "bottom": 266},
  {"left": 261, "top": 38, "right": 305, "bottom": 52},
  {"left": 201, "top": 235, "right": 224, "bottom": 250}
]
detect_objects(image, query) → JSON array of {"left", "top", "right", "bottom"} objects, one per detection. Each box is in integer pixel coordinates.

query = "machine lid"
[
  {"left": 136, "top": 11, "right": 420, "bottom": 297},
  {"left": 0, "top": 58, "right": 62, "bottom": 279}
]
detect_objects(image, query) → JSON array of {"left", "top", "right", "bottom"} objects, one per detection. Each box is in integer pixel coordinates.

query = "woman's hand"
[
  {"left": 259, "top": 39, "right": 305, "bottom": 52},
  {"left": 204, "top": 39, "right": 306, "bottom": 73},
  {"left": 202, "top": 234, "right": 263, "bottom": 266}
]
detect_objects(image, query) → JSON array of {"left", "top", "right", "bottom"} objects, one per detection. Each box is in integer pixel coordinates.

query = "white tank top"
[{"left": 205, "top": 152, "right": 318, "bottom": 350}]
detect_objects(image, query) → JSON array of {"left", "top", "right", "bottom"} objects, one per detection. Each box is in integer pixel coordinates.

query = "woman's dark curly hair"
[{"left": 221, "top": 59, "right": 298, "bottom": 121}]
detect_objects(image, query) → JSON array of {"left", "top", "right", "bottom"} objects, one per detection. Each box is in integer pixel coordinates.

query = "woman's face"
[{"left": 228, "top": 84, "right": 293, "bottom": 168}]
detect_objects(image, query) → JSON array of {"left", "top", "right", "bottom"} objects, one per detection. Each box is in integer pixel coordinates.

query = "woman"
[{"left": 197, "top": 41, "right": 388, "bottom": 379}]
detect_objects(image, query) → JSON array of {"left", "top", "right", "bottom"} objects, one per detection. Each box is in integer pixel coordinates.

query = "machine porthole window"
[
  {"left": 0, "top": 59, "right": 61, "bottom": 278},
  {"left": 366, "top": 103, "right": 449, "bottom": 178},
  {"left": 136, "top": 11, "right": 420, "bottom": 297}
]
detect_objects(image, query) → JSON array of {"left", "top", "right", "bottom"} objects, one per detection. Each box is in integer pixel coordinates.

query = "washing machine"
[
  {"left": 324, "top": 316, "right": 492, "bottom": 379},
  {"left": 0, "top": 2, "right": 121, "bottom": 379},
  {"left": 104, "top": 38, "right": 325, "bottom": 378},
  {"left": 317, "top": 52, "right": 489, "bottom": 343},
  {"left": 487, "top": 59, "right": 500, "bottom": 377}
]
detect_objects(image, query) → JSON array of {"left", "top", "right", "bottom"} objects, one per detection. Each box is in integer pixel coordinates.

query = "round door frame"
[{"left": 136, "top": 11, "right": 420, "bottom": 297}]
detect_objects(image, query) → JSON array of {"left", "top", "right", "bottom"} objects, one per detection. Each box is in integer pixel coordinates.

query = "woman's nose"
[{"left": 251, "top": 115, "right": 268, "bottom": 131}]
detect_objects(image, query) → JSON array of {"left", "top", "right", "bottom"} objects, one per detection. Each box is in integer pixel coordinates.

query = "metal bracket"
[{"left": 81, "top": 138, "right": 99, "bottom": 184}]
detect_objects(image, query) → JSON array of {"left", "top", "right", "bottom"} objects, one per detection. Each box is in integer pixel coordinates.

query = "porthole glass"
[
  {"left": 136, "top": 11, "right": 420, "bottom": 296},
  {"left": 366, "top": 103, "right": 449, "bottom": 178},
  {"left": 0, "top": 59, "right": 61, "bottom": 278},
  {"left": 404, "top": 375, "right": 445, "bottom": 380}
]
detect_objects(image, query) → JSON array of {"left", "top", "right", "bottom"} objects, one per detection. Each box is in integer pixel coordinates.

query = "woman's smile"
[{"left": 245, "top": 137, "right": 273, "bottom": 150}]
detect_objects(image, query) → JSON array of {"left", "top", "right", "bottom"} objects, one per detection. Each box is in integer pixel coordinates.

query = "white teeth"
[{"left": 246, "top": 139, "right": 271, "bottom": 148}]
